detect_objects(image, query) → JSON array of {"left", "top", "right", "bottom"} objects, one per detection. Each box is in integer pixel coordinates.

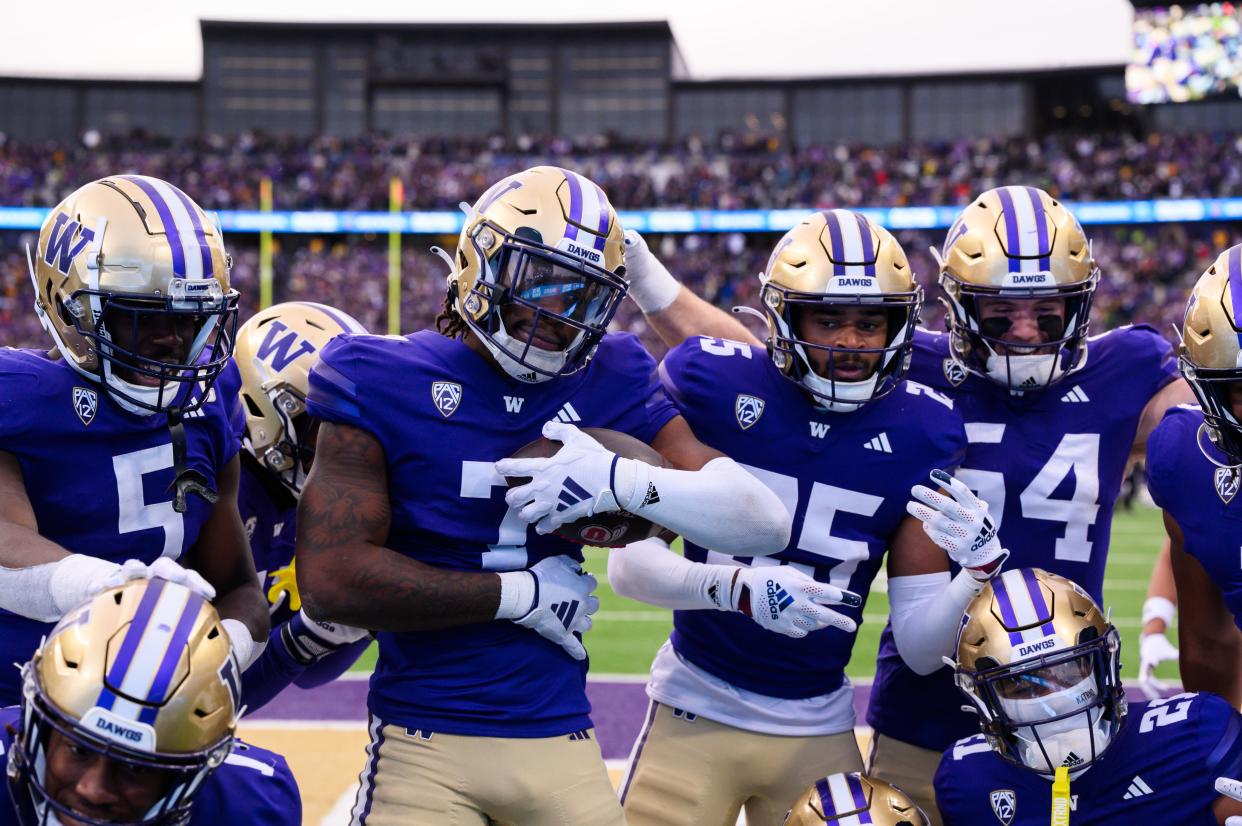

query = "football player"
[
  {"left": 935, "top": 568, "right": 1242, "bottom": 825},
  {"left": 295, "top": 166, "right": 791, "bottom": 826},
  {"left": 610, "top": 211, "right": 1003, "bottom": 826},
  {"left": 2, "top": 576, "right": 300, "bottom": 825},
  {"left": 0, "top": 176, "right": 268, "bottom": 707},
  {"left": 864, "top": 186, "right": 1192, "bottom": 823},
  {"left": 232, "top": 302, "right": 372, "bottom": 713},
  {"left": 621, "top": 188, "right": 1193, "bottom": 822},
  {"left": 1145, "top": 245, "right": 1242, "bottom": 707},
  {"left": 785, "top": 772, "right": 930, "bottom": 825}
]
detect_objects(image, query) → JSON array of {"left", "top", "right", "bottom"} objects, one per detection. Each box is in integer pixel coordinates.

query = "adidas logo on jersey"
[
  {"left": 809, "top": 422, "right": 830, "bottom": 439},
  {"left": 554, "top": 402, "right": 582, "bottom": 423},
  {"left": 864, "top": 433, "right": 893, "bottom": 453},
  {"left": 1123, "top": 775, "right": 1154, "bottom": 800},
  {"left": 1060, "top": 386, "right": 1090, "bottom": 403},
  {"left": 504, "top": 396, "right": 525, "bottom": 413}
]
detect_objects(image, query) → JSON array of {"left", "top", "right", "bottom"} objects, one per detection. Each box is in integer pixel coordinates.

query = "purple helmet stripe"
[
  {"left": 167, "top": 184, "right": 215, "bottom": 282},
  {"left": 1020, "top": 567, "right": 1057, "bottom": 636},
  {"left": 823, "top": 211, "right": 847, "bottom": 276},
  {"left": 592, "top": 182, "right": 610, "bottom": 252},
  {"left": 990, "top": 575, "right": 1026, "bottom": 646},
  {"left": 137, "top": 591, "right": 206, "bottom": 724},
  {"left": 854, "top": 212, "right": 877, "bottom": 276},
  {"left": 1228, "top": 245, "right": 1242, "bottom": 348},
  {"left": 994, "top": 187, "right": 1022, "bottom": 274},
  {"left": 815, "top": 778, "right": 837, "bottom": 816},
  {"left": 847, "top": 774, "right": 874, "bottom": 823},
  {"left": 1024, "top": 186, "right": 1051, "bottom": 270},
  {"left": 562, "top": 170, "right": 583, "bottom": 241},
  {"left": 97, "top": 578, "right": 168, "bottom": 710},
  {"left": 120, "top": 176, "right": 186, "bottom": 279}
]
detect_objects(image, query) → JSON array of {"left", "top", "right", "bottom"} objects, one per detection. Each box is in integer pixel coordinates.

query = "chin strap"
[
  {"left": 1051, "top": 766, "right": 1071, "bottom": 826},
  {"left": 167, "top": 414, "right": 218, "bottom": 513}
]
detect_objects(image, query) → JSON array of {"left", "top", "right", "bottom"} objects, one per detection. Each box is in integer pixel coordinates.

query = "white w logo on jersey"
[
  {"left": 809, "top": 422, "right": 830, "bottom": 439},
  {"left": 504, "top": 396, "right": 525, "bottom": 413}
]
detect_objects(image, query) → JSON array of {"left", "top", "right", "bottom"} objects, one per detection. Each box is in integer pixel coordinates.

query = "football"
[{"left": 505, "top": 428, "right": 670, "bottom": 547}]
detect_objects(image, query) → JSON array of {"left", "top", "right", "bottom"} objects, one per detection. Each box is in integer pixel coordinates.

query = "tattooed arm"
[{"left": 295, "top": 421, "right": 503, "bottom": 631}]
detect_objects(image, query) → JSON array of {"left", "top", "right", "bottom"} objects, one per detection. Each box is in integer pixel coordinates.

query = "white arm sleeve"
[
  {"left": 888, "top": 570, "right": 985, "bottom": 676},
  {"left": 607, "top": 536, "right": 734, "bottom": 610},
  {"left": 0, "top": 555, "right": 120, "bottom": 622},
  {"left": 614, "top": 456, "right": 792, "bottom": 556}
]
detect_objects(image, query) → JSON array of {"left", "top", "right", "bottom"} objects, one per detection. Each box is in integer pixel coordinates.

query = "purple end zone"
[{"left": 247, "top": 678, "right": 1180, "bottom": 761}]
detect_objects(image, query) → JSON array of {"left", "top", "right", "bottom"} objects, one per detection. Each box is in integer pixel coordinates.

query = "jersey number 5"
[{"left": 113, "top": 445, "right": 185, "bottom": 559}]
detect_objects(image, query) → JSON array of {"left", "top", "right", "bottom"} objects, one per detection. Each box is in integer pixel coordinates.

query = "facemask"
[
  {"left": 998, "top": 674, "right": 1113, "bottom": 774},
  {"left": 985, "top": 353, "right": 1065, "bottom": 391},
  {"left": 802, "top": 371, "right": 877, "bottom": 414}
]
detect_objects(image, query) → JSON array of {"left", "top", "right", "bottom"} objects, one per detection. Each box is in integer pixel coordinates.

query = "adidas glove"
[
  {"left": 728, "top": 566, "right": 860, "bottom": 638},
  {"left": 1215, "top": 777, "right": 1242, "bottom": 826},
  {"left": 907, "top": 470, "right": 1009, "bottom": 580},
  {"left": 99, "top": 557, "right": 217, "bottom": 601},
  {"left": 281, "top": 609, "right": 371, "bottom": 665},
  {"left": 498, "top": 421, "right": 623, "bottom": 535},
  {"left": 495, "top": 555, "right": 600, "bottom": 660}
]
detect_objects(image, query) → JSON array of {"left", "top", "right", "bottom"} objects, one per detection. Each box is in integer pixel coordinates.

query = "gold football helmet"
[
  {"left": 27, "top": 175, "right": 237, "bottom": 416},
  {"left": 938, "top": 186, "right": 1098, "bottom": 392},
  {"left": 235, "top": 301, "right": 368, "bottom": 494},
  {"left": 1179, "top": 244, "right": 1242, "bottom": 467},
  {"left": 9, "top": 578, "right": 240, "bottom": 825},
  {"left": 784, "top": 772, "right": 929, "bottom": 825},
  {"left": 954, "top": 568, "right": 1124, "bottom": 776},
  {"left": 444, "top": 165, "right": 627, "bottom": 383},
  {"left": 759, "top": 209, "right": 921, "bottom": 411}
]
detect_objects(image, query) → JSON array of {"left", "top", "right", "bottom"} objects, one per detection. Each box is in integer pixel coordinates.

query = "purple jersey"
[
  {"left": 0, "top": 706, "right": 300, "bottom": 826},
  {"left": 305, "top": 330, "right": 678, "bottom": 737},
  {"left": 868, "top": 325, "right": 1178, "bottom": 750},
  {"left": 236, "top": 456, "right": 367, "bottom": 713},
  {"left": 935, "top": 693, "right": 1242, "bottom": 825},
  {"left": 660, "top": 337, "right": 966, "bottom": 698},
  {"left": 1147, "top": 404, "right": 1242, "bottom": 631},
  {"left": 0, "top": 350, "right": 243, "bottom": 706}
]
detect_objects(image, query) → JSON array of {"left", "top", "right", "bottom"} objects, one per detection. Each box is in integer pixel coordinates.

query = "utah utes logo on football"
[
  {"left": 735, "top": 394, "right": 765, "bottom": 430},
  {"left": 431, "top": 381, "right": 462, "bottom": 418}
]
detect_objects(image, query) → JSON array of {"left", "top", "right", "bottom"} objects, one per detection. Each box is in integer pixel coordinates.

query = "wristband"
[{"left": 1141, "top": 596, "right": 1175, "bottom": 628}]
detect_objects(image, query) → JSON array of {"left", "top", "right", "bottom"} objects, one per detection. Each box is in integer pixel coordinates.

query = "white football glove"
[
  {"left": 497, "top": 421, "right": 623, "bottom": 535},
  {"left": 728, "top": 566, "right": 861, "bottom": 638},
  {"left": 1215, "top": 777, "right": 1242, "bottom": 826},
  {"left": 907, "top": 470, "right": 1009, "bottom": 580},
  {"left": 281, "top": 609, "right": 371, "bottom": 665},
  {"left": 496, "top": 555, "right": 600, "bottom": 660},
  {"left": 100, "top": 557, "right": 217, "bottom": 601},
  {"left": 1137, "top": 632, "right": 1180, "bottom": 701},
  {"left": 622, "top": 229, "right": 681, "bottom": 315}
]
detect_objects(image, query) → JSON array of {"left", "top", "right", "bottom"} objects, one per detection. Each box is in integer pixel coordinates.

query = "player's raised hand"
[
  {"left": 730, "top": 566, "right": 861, "bottom": 638},
  {"left": 907, "top": 469, "right": 1009, "bottom": 580},
  {"left": 102, "top": 557, "right": 217, "bottom": 601},
  {"left": 497, "top": 421, "right": 622, "bottom": 534},
  {"left": 1215, "top": 777, "right": 1242, "bottom": 826},
  {"left": 496, "top": 555, "right": 600, "bottom": 660},
  {"left": 1137, "top": 631, "right": 1179, "bottom": 700},
  {"left": 622, "top": 229, "right": 682, "bottom": 315}
]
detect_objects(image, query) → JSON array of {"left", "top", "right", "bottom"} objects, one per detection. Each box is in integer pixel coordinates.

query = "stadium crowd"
[
  {"left": 0, "top": 222, "right": 1234, "bottom": 355},
  {"left": 3, "top": 128, "right": 1242, "bottom": 213}
]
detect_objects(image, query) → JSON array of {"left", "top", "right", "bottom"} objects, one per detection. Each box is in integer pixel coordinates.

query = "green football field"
[{"left": 349, "top": 505, "right": 1172, "bottom": 683}]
